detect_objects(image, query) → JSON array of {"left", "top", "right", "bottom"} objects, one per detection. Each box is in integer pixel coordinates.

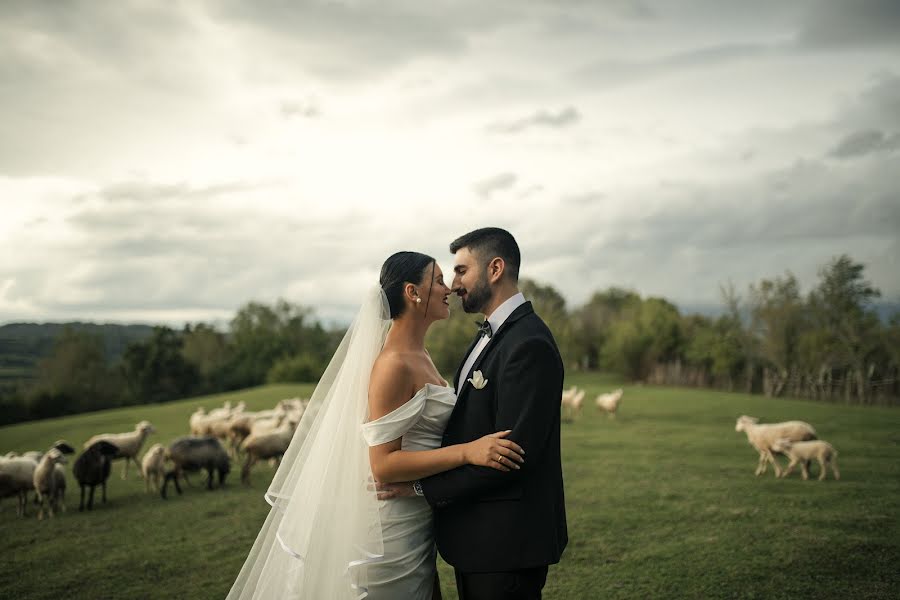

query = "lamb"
[
  {"left": 0, "top": 457, "right": 38, "bottom": 517},
  {"left": 141, "top": 443, "right": 167, "bottom": 493},
  {"left": 595, "top": 388, "right": 624, "bottom": 418},
  {"left": 72, "top": 440, "right": 120, "bottom": 511},
  {"left": 735, "top": 416, "right": 817, "bottom": 477},
  {"left": 772, "top": 438, "right": 840, "bottom": 481},
  {"left": 33, "top": 449, "right": 67, "bottom": 520},
  {"left": 161, "top": 436, "right": 231, "bottom": 499},
  {"left": 240, "top": 419, "right": 297, "bottom": 485},
  {"left": 84, "top": 420, "right": 156, "bottom": 479}
]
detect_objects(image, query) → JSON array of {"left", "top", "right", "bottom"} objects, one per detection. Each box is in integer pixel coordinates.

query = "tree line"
[{"left": 0, "top": 254, "right": 895, "bottom": 426}]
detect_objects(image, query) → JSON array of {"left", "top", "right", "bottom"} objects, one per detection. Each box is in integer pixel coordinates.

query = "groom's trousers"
[{"left": 454, "top": 566, "right": 549, "bottom": 600}]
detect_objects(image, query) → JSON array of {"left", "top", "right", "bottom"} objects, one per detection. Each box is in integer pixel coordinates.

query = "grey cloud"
[
  {"left": 828, "top": 130, "right": 900, "bottom": 159},
  {"left": 575, "top": 42, "right": 775, "bottom": 88},
  {"left": 2, "top": 179, "right": 387, "bottom": 319},
  {"left": 486, "top": 107, "right": 581, "bottom": 135},
  {"left": 210, "top": 1, "right": 497, "bottom": 81},
  {"left": 797, "top": 0, "right": 900, "bottom": 48},
  {"left": 473, "top": 173, "right": 518, "bottom": 200},
  {"left": 0, "top": 1, "right": 198, "bottom": 84}
]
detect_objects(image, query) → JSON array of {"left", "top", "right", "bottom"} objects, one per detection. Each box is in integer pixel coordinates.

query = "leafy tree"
[
  {"left": 27, "top": 328, "right": 121, "bottom": 416},
  {"left": 572, "top": 287, "right": 641, "bottom": 370},
  {"left": 809, "top": 255, "right": 882, "bottom": 402},
  {"left": 748, "top": 273, "right": 805, "bottom": 397},
  {"left": 121, "top": 327, "right": 197, "bottom": 404}
]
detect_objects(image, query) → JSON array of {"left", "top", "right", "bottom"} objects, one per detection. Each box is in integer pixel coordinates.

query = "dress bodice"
[{"left": 361, "top": 383, "right": 457, "bottom": 451}]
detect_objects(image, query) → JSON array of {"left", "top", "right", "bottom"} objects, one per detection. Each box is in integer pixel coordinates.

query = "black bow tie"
[{"left": 476, "top": 320, "right": 493, "bottom": 338}]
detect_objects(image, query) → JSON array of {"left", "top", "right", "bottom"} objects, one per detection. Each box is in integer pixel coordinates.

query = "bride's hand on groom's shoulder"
[{"left": 463, "top": 430, "right": 525, "bottom": 472}]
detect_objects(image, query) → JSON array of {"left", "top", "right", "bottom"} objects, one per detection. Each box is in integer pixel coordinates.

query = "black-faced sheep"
[{"left": 72, "top": 440, "right": 119, "bottom": 511}]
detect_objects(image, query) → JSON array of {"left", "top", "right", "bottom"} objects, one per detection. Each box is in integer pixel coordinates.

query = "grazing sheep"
[
  {"left": 595, "top": 388, "right": 624, "bottom": 418},
  {"left": 240, "top": 420, "right": 297, "bottom": 485},
  {"left": 73, "top": 440, "right": 119, "bottom": 511},
  {"left": 84, "top": 421, "right": 156, "bottom": 479},
  {"left": 735, "top": 416, "right": 817, "bottom": 477},
  {"left": 33, "top": 449, "right": 67, "bottom": 520},
  {"left": 141, "top": 444, "right": 167, "bottom": 493},
  {"left": 772, "top": 438, "right": 840, "bottom": 481},
  {"left": 0, "top": 458, "right": 37, "bottom": 517},
  {"left": 161, "top": 437, "right": 230, "bottom": 499}
]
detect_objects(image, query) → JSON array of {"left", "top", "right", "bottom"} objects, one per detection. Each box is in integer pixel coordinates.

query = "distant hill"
[{"left": 0, "top": 322, "right": 157, "bottom": 385}]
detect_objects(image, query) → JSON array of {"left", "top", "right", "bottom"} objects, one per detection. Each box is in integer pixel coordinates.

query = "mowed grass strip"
[{"left": 2, "top": 375, "right": 898, "bottom": 599}]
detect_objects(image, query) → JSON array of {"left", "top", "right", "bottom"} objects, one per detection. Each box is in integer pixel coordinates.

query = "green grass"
[{"left": 1, "top": 376, "right": 898, "bottom": 599}]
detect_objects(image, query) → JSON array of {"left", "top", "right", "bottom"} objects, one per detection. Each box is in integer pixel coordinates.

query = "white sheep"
[
  {"left": 141, "top": 443, "right": 167, "bottom": 493},
  {"left": 560, "top": 386, "right": 584, "bottom": 420},
  {"left": 240, "top": 419, "right": 297, "bottom": 484},
  {"left": 0, "top": 457, "right": 37, "bottom": 517},
  {"left": 772, "top": 438, "right": 840, "bottom": 481},
  {"left": 595, "top": 388, "right": 624, "bottom": 418},
  {"left": 735, "top": 416, "right": 817, "bottom": 477},
  {"left": 84, "top": 420, "right": 156, "bottom": 479},
  {"left": 33, "top": 449, "right": 67, "bottom": 520},
  {"left": 52, "top": 463, "right": 67, "bottom": 513}
]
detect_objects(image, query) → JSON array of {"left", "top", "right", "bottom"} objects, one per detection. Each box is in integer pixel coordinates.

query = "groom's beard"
[{"left": 461, "top": 273, "right": 491, "bottom": 314}]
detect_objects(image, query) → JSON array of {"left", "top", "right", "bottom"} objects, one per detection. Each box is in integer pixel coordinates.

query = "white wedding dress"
[
  {"left": 360, "top": 383, "right": 457, "bottom": 600},
  {"left": 227, "top": 287, "right": 456, "bottom": 600}
]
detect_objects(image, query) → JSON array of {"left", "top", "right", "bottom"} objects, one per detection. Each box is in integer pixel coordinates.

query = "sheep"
[
  {"left": 33, "top": 449, "right": 67, "bottom": 520},
  {"left": 0, "top": 441, "right": 73, "bottom": 518},
  {"left": 141, "top": 443, "right": 167, "bottom": 493},
  {"left": 240, "top": 419, "right": 297, "bottom": 485},
  {"left": 72, "top": 440, "right": 120, "bottom": 511},
  {"left": 560, "top": 386, "right": 584, "bottom": 421},
  {"left": 595, "top": 388, "right": 624, "bottom": 418},
  {"left": 52, "top": 463, "right": 67, "bottom": 514},
  {"left": 84, "top": 420, "right": 156, "bottom": 479},
  {"left": 161, "top": 437, "right": 230, "bottom": 499},
  {"left": 772, "top": 438, "right": 840, "bottom": 481},
  {"left": 735, "top": 416, "right": 817, "bottom": 477},
  {"left": 0, "top": 457, "right": 38, "bottom": 517}
]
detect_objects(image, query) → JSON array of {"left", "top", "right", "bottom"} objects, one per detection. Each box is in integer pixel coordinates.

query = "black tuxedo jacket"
[{"left": 420, "top": 301, "right": 568, "bottom": 573}]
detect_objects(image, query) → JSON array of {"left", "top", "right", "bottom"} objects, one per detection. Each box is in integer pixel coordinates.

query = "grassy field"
[{"left": 1, "top": 374, "right": 898, "bottom": 599}]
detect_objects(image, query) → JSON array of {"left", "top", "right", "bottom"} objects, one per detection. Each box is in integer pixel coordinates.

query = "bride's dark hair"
[{"left": 380, "top": 251, "right": 436, "bottom": 319}]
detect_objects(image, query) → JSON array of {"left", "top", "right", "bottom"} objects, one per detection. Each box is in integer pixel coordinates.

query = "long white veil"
[{"left": 227, "top": 285, "right": 391, "bottom": 599}]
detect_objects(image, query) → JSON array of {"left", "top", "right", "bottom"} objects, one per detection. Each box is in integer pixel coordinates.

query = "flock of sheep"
[
  {"left": 0, "top": 397, "right": 307, "bottom": 519},
  {"left": 1, "top": 385, "right": 845, "bottom": 520},
  {"left": 561, "top": 385, "right": 625, "bottom": 420},
  {"left": 560, "top": 386, "right": 840, "bottom": 481}
]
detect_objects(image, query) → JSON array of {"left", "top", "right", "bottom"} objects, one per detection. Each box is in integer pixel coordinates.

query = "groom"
[{"left": 382, "top": 227, "right": 568, "bottom": 599}]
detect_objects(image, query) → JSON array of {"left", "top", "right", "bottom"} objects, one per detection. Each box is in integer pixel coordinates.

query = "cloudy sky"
[{"left": 1, "top": 0, "right": 898, "bottom": 326}]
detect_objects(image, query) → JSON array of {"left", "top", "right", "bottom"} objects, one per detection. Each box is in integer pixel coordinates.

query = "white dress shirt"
[{"left": 457, "top": 292, "right": 526, "bottom": 394}]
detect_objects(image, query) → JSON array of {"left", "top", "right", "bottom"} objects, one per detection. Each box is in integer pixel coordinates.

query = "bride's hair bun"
[{"left": 380, "top": 251, "right": 435, "bottom": 319}]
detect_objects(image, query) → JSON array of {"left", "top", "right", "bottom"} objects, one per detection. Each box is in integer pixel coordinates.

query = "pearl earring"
[{"left": 416, "top": 298, "right": 422, "bottom": 304}]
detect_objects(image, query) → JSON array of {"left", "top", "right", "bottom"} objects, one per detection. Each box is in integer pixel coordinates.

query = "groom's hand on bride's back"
[{"left": 374, "top": 481, "right": 415, "bottom": 500}]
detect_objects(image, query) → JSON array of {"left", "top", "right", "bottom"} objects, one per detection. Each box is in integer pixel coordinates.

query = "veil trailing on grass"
[{"left": 227, "top": 285, "right": 391, "bottom": 600}]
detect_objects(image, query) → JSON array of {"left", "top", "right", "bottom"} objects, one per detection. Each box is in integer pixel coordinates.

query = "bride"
[{"left": 227, "top": 251, "right": 525, "bottom": 599}]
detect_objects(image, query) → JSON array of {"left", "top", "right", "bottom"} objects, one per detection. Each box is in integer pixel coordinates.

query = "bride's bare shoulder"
[{"left": 370, "top": 351, "right": 413, "bottom": 404}]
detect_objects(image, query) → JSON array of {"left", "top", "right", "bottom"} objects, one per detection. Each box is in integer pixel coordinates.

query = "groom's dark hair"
[{"left": 450, "top": 227, "right": 520, "bottom": 282}]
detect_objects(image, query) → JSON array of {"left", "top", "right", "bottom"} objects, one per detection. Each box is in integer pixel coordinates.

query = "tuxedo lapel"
[
  {"left": 454, "top": 331, "right": 483, "bottom": 390},
  {"left": 457, "top": 302, "right": 535, "bottom": 398}
]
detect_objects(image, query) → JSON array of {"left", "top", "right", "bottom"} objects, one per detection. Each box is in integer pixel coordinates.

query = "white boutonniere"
[{"left": 468, "top": 370, "right": 488, "bottom": 390}]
